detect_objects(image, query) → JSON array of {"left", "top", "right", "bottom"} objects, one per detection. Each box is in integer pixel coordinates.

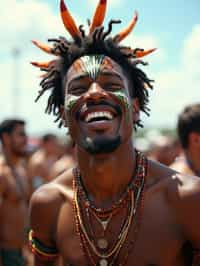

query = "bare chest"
[
  {"left": 56, "top": 190, "right": 188, "bottom": 266},
  {"left": 3, "top": 165, "right": 29, "bottom": 203}
]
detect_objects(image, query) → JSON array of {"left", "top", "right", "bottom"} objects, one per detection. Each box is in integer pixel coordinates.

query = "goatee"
[{"left": 81, "top": 135, "right": 121, "bottom": 155}]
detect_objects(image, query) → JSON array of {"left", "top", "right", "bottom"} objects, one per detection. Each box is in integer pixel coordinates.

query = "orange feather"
[
  {"left": 30, "top": 61, "right": 54, "bottom": 69},
  {"left": 135, "top": 48, "right": 157, "bottom": 58},
  {"left": 89, "top": 0, "right": 107, "bottom": 34},
  {"left": 60, "top": 0, "right": 80, "bottom": 38},
  {"left": 32, "top": 40, "right": 57, "bottom": 55},
  {"left": 115, "top": 11, "right": 138, "bottom": 43}
]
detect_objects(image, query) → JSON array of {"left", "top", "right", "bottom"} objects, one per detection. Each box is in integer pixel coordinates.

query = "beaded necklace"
[{"left": 73, "top": 150, "right": 147, "bottom": 265}]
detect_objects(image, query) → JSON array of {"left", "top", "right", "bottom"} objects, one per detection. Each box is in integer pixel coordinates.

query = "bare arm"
[{"left": 29, "top": 185, "right": 62, "bottom": 266}]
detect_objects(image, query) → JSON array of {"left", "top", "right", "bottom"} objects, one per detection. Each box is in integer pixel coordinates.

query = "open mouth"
[{"left": 84, "top": 111, "right": 114, "bottom": 123}]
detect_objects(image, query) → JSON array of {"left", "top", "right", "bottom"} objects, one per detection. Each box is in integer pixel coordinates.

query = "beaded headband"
[{"left": 31, "top": 0, "right": 156, "bottom": 70}]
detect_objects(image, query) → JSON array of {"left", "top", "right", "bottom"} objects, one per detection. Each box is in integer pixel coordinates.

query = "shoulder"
[
  {"left": 170, "top": 156, "right": 194, "bottom": 176},
  {"left": 29, "top": 168, "right": 74, "bottom": 245},
  {"left": 146, "top": 159, "right": 200, "bottom": 203},
  {"left": 30, "top": 167, "right": 74, "bottom": 215},
  {"left": 28, "top": 150, "right": 44, "bottom": 167},
  {"left": 50, "top": 156, "right": 76, "bottom": 179},
  {"left": 147, "top": 160, "right": 200, "bottom": 244}
]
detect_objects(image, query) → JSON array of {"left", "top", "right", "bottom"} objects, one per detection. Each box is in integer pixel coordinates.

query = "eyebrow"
[
  {"left": 67, "top": 70, "right": 124, "bottom": 88},
  {"left": 67, "top": 73, "right": 89, "bottom": 88},
  {"left": 99, "top": 71, "right": 123, "bottom": 82}
]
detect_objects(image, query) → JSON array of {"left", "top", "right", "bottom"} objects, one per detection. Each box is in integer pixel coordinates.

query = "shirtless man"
[
  {"left": 0, "top": 119, "right": 31, "bottom": 266},
  {"left": 171, "top": 103, "right": 200, "bottom": 176},
  {"left": 29, "top": 1, "right": 200, "bottom": 265},
  {"left": 28, "top": 133, "right": 60, "bottom": 190},
  {"left": 49, "top": 138, "right": 76, "bottom": 180}
]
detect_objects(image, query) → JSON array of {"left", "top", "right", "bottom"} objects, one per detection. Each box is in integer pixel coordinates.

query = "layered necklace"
[{"left": 73, "top": 150, "right": 147, "bottom": 266}]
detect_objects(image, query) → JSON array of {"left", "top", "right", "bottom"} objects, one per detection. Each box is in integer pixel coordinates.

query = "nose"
[{"left": 84, "top": 82, "right": 106, "bottom": 102}]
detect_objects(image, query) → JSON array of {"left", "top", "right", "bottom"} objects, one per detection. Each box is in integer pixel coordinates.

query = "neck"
[
  {"left": 76, "top": 139, "right": 136, "bottom": 205},
  {"left": 184, "top": 149, "right": 200, "bottom": 176}
]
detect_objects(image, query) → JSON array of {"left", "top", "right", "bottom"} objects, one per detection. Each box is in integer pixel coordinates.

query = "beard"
[{"left": 80, "top": 135, "right": 122, "bottom": 155}]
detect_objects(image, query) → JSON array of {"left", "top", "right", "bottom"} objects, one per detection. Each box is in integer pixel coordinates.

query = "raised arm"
[{"left": 29, "top": 186, "right": 62, "bottom": 266}]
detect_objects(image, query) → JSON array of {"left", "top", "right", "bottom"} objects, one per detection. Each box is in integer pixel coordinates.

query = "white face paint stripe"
[{"left": 80, "top": 55, "right": 105, "bottom": 80}]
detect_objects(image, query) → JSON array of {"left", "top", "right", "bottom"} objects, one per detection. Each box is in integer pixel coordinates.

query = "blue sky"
[{"left": 0, "top": 0, "right": 199, "bottom": 136}]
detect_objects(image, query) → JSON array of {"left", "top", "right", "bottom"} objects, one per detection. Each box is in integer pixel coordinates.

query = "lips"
[
  {"left": 85, "top": 110, "right": 114, "bottom": 123},
  {"left": 77, "top": 102, "right": 121, "bottom": 124}
]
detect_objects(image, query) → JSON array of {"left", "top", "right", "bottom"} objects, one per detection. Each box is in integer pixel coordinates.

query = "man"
[
  {"left": 0, "top": 119, "right": 31, "bottom": 266},
  {"left": 171, "top": 103, "right": 200, "bottom": 176},
  {"left": 28, "top": 133, "right": 60, "bottom": 190},
  {"left": 29, "top": 0, "right": 200, "bottom": 265}
]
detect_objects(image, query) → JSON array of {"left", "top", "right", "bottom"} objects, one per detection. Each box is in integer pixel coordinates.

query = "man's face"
[
  {"left": 64, "top": 55, "right": 134, "bottom": 155},
  {"left": 8, "top": 124, "right": 27, "bottom": 157}
]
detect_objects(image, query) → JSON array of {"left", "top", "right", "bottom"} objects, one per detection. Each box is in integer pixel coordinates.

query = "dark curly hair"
[
  {"left": 32, "top": 1, "right": 155, "bottom": 128},
  {"left": 177, "top": 103, "right": 200, "bottom": 149}
]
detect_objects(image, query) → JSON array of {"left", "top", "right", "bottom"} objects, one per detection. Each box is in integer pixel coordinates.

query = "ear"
[
  {"left": 132, "top": 98, "right": 140, "bottom": 123},
  {"left": 59, "top": 105, "right": 68, "bottom": 127}
]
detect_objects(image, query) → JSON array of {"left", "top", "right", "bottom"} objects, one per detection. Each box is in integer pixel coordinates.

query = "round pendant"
[
  {"left": 99, "top": 259, "right": 108, "bottom": 266},
  {"left": 97, "top": 238, "right": 108, "bottom": 250}
]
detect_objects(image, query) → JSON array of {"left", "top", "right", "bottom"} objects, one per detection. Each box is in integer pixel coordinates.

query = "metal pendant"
[
  {"left": 97, "top": 238, "right": 108, "bottom": 250},
  {"left": 99, "top": 259, "right": 108, "bottom": 266}
]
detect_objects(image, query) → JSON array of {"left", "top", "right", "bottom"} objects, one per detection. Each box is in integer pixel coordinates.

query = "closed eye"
[
  {"left": 68, "top": 87, "right": 87, "bottom": 95},
  {"left": 103, "top": 84, "right": 124, "bottom": 92}
]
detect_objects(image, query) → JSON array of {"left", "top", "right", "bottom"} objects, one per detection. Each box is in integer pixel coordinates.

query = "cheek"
[
  {"left": 64, "top": 94, "right": 80, "bottom": 113},
  {"left": 111, "top": 90, "right": 132, "bottom": 115}
]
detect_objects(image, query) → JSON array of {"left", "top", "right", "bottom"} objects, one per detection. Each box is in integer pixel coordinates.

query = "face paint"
[
  {"left": 80, "top": 55, "right": 105, "bottom": 80},
  {"left": 65, "top": 94, "right": 81, "bottom": 113},
  {"left": 112, "top": 90, "right": 131, "bottom": 121}
]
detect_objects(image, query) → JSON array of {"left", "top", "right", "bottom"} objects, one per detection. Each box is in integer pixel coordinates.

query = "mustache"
[{"left": 76, "top": 100, "right": 122, "bottom": 119}]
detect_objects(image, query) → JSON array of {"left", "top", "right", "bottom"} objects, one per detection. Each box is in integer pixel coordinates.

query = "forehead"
[{"left": 65, "top": 55, "right": 125, "bottom": 84}]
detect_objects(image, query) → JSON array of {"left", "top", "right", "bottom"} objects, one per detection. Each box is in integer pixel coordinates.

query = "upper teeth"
[{"left": 85, "top": 111, "right": 113, "bottom": 122}]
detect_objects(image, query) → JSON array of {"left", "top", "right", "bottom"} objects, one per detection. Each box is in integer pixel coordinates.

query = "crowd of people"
[{"left": 1, "top": 0, "right": 200, "bottom": 265}]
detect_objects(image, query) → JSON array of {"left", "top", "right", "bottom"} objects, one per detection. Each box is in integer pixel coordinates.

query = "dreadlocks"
[{"left": 31, "top": 0, "right": 155, "bottom": 128}]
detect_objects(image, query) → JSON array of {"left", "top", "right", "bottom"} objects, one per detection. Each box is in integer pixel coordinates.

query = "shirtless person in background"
[
  {"left": 171, "top": 103, "right": 200, "bottom": 177},
  {"left": 49, "top": 136, "right": 76, "bottom": 180},
  {"left": 0, "top": 119, "right": 31, "bottom": 266},
  {"left": 28, "top": 133, "right": 60, "bottom": 190}
]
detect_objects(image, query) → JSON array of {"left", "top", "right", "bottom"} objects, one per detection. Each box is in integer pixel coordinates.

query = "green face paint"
[
  {"left": 80, "top": 55, "right": 105, "bottom": 80},
  {"left": 65, "top": 94, "right": 80, "bottom": 113},
  {"left": 112, "top": 90, "right": 131, "bottom": 122}
]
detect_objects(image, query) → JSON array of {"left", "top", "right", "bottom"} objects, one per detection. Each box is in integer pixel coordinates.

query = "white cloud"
[{"left": 147, "top": 24, "right": 200, "bottom": 128}]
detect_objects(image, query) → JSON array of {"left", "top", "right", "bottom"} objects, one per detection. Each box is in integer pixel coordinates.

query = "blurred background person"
[
  {"left": 49, "top": 134, "right": 76, "bottom": 180},
  {"left": 0, "top": 119, "right": 31, "bottom": 266},
  {"left": 147, "top": 134, "right": 181, "bottom": 166},
  {"left": 28, "top": 133, "right": 60, "bottom": 191},
  {"left": 171, "top": 103, "right": 200, "bottom": 176}
]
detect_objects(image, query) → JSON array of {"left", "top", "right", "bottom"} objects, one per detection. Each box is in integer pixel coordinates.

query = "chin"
[{"left": 80, "top": 135, "right": 121, "bottom": 155}]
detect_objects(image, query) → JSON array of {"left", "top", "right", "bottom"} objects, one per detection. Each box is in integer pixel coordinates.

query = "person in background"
[
  {"left": 28, "top": 133, "right": 60, "bottom": 190},
  {"left": 171, "top": 103, "right": 200, "bottom": 176},
  {"left": 49, "top": 135, "right": 76, "bottom": 180},
  {"left": 0, "top": 119, "right": 31, "bottom": 266},
  {"left": 147, "top": 134, "right": 181, "bottom": 166}
]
